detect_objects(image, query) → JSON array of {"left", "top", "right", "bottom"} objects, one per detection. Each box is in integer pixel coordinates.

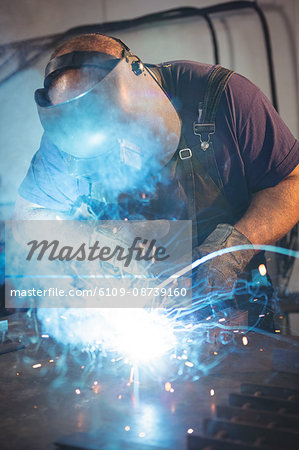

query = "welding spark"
[
  {"left": 242, "top": 336, "right": 249, "bottom": 346},
  {"left": 258, "top": 264, "right": 267, "bottom": 276},
  {"left": 35, "top": 244, "right": 299, "bottom": 380},
  {"left": 164, "top": 382, "right": 172, "bottom": 391},
  {"left": 32, "top": 363, "right": 42, "bottom": 369},
  {"left": 38, "top": 307, "right": 177, "bottom": 365}
]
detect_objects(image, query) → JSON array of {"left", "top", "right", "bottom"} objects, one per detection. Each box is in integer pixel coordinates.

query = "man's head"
[
  {"left": 35, "top": 33, "right": 181, "bottom": 192},
  {"left": 46, "top": 33, "right": 126, "bottom": 104}
]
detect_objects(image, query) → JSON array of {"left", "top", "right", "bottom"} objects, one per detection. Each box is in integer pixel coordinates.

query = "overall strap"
[
  {"left": 178, "top": 66, "right": 234, "bottom": 246},
  {"left": 193, "top": 66, "right": 234, "bottom": 150},
  {"left": 177, "top": 65, "right": 234, "bottom": 201},
  {"left": 177, "top": 136, "right": 197, "bottom": 244},
  {"left": 151, "top": 64, "right": 234, "bottom": 246}
]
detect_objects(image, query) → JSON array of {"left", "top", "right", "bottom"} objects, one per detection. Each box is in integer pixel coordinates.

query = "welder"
[{"left": 14, "top": 33, "right": 299, "bottom": 330}]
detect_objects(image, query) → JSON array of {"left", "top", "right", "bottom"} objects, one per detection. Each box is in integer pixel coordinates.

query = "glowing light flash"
[
  {"left": 129, "top": 367, "right": 134, "bottom": 384},
  {"left": 258, "top": 264, "right": 267, "bottom": 276},
  {"left": 39, "top": 308, "right": 176, "bottom": 364},
  {"left": 185, "top": 361, "right": 194, "bottom": 368},
  {"left": 108, "top": 309, "right": 176, "bottom": 363},
  {"left": 242, "top": 336, "right": 249, "bottom": 346},
  {"left": 35, "top": 244, "right": 299, "bottom": 378},
  {"left": 87, "top": 132, "right": 105, "bottom": 148},
  {"left": 165, "top": 382, "right": 172, "bottom": 392},
  {"left": 32, "top": 363, "right": 42, "bottom": 369}
]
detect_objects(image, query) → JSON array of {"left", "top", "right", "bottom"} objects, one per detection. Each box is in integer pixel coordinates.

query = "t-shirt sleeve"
[
  {"left": 230, "top": 74, "right": 299, "bottom": 193},
  {"left": 18, "top": 134, "right": 83, "bottom": 212}
]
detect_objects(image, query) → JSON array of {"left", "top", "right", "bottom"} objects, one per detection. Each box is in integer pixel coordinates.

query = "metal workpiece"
[{"left": 0, "top": 312, "right": 299, "bottom": 449}]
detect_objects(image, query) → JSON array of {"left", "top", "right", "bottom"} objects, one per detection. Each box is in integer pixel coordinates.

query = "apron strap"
[
  {"left": 176, "top": 134, "right": 197, "bottom": 245},
  {"left": 178, "top": 66, "right": 235, "bottom": 246},
  {"left": 193, "top": 66, "right": 234, "bottom": 150},
  {"left": 152, "top": 64, "right": 235, "bottom": 246}
]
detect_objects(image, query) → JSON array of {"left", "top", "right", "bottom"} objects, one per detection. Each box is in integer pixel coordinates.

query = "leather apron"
[
  {"left": 84, "top": 64, "right": 273, "bottom": 330},
  {"left": 143, "top": 65, "right": 235, "bottom": 247},
  {"left": 145, "top": 65, "right": 274, "bottom": 331}
]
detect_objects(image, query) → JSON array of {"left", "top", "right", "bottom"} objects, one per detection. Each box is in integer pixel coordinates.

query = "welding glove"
[{"left": 192, "top": 224, "right": 255, "bottom": 298}]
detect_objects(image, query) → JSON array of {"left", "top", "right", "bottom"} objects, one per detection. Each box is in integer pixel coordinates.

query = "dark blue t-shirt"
[{"left": 19, "top": 61, "right": 299, "bottom": 216}]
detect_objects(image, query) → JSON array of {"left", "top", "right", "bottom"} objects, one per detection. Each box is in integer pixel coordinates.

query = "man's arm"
[
  {"left": 12, "top": 195, "right": 151, "bottom": 277},
  {"left": 192, "top": 165, "right": 299, "bottom": 295},
  {"left": 235, "top": 164, "right": 299, "bottom": 246}
]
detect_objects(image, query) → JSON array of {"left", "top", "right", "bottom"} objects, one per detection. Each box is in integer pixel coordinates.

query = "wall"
[{"left": 0, "top": 0, "right": 298, "bottom": 290}]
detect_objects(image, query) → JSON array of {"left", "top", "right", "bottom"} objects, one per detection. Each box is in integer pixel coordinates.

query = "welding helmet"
[{"left": 34, "top": 40, "right": 181, "bottom": 189}]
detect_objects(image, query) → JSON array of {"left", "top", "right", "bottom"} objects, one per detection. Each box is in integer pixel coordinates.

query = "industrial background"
[{"left": 0, "top": 2, "right": 299, "bottom": 449}]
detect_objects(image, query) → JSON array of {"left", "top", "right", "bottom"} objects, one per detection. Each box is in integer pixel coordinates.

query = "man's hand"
[{"left": 193, "top": 224, "right": 255, "bottom": 296}]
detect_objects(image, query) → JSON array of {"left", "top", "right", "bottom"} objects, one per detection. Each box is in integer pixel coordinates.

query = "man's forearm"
[{"left": 235, "top": 167, "right": 299, "bottom": 245}]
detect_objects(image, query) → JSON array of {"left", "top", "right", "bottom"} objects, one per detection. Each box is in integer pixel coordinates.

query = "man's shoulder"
[
  {"left": 155, "top": 60, "right": 214, "bottom": 85},
  {"left": 150, "top": 60, "right": 262, "bottom": 113},
  {"left": 147, "top": 60, "right": 214, "bottom": 106},
  {"left": 155, "top": 60, "right": 214, "bottom": 75}
]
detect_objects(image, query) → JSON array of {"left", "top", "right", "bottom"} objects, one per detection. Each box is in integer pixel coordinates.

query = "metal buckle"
[
  {"left": 193, "top": 122, "right": 215, "bottom": 136},
  {"left": 193, "top": 122, "right": 215, "bottom": 151},
  {"left": 179, "top": 148, "right": 192, "bottom": 160}
]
